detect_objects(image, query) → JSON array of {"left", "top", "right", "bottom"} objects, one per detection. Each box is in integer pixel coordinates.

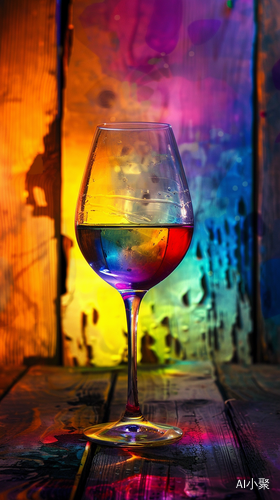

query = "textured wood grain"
[
  {"left": 216, "top": 363, "right": 280, "bottom": 402},
  {"left": 257, "top": 0, "right": 280, "bottom": 362},
  {"left": 83, "top": 364, "right": 257, "bottom": 499},
  {"left": 0, "top": 0, "right": 60, "bottom": 364},
  {"left": 227, "top": 400, "right": 280, "bottom": 500},
  {"left": 0, "top": 366, "right": 111, "bottom": 499},
  {"left": 0, "top": 366, "right": 26, "bottom": 400}
]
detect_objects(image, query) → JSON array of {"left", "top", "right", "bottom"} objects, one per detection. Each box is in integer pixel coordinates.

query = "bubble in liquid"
[
  {"left": 167, "top": 187, "right": 171, "bottom": 191},
  {"left": 118, "top": 140, "right": 122, "bottom": 144},
  {"left": 123, "top": 177, "right": 127, "bottom": 182},
  {"left": 158, "top": 192, "right": 161, "bottom": 196}
]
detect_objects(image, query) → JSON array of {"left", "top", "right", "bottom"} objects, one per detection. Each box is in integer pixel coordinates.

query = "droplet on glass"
[
  {"left": 142, "top": 192, "right": 150, "bottom": 205},
  {"left": 151, "top": 174, "right": 159, "bottom": 183}
]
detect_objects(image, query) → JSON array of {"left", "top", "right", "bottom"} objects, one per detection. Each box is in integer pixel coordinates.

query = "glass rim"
[{"left": 97, "top": 122, "right": 171, "bottom": 131}]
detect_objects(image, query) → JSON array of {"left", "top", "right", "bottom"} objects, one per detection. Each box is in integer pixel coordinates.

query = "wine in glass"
[{"left": 75, "top": 122, "right": 194, "bottom": 447}]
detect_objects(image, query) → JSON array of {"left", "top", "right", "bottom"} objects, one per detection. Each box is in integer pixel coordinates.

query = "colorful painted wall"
[{"left": 62, "top": 0, "right": 255, "bottom": 366}]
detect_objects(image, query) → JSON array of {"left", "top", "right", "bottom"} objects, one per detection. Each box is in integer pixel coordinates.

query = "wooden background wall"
[
  {"left": 0, "top": 0, "right": 61, "bottom": 365},
  {"left": 1, "top": 0, "right": 280, "bottom": 366},
  {"left": 257, "top": 0, "right": 280, "bottom": 363}
]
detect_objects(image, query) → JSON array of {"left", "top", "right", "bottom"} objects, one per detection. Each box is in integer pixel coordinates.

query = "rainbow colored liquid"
[{"left": 76, "top": 225, "right": 193, "bottom": 292}]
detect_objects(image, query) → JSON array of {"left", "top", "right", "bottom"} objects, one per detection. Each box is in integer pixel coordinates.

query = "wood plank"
[
  {"left": 216, "top": 363, "right": 280, "bottom": 402},
  {"left": 0, "top": 0, "right": 61, "bottom": 364},
  {"left": 0, "top": 366, "right": 112, "bottom": 499},
  {"left": 0, "top": 366, "right": 26, "bottom": 401},
  {"left": 257, "top": 0, "right": 280, "bottom": 362},
  {"left": 83, "top": 363, "right": 257, "bottom": 499},
  {"left": 226, "top": 400, "right": 280, "bottom": 500}
]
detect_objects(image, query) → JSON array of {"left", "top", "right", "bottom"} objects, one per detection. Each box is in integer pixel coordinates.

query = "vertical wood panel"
[
  {"left": 257, "top": 0, "right": 280, "bottom": 362},
  {"left": 0, "top": 0, "right": 60, "bottom": 364}
]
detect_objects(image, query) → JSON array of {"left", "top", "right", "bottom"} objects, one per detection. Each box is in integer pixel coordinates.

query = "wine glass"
[{"left": 75, "top": 122, "right": 194, "bottom": 447}]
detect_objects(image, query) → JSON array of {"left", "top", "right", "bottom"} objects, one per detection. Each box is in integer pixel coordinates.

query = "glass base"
[{"left": 83, "top": 415, "right": 183, "bottom": 448}]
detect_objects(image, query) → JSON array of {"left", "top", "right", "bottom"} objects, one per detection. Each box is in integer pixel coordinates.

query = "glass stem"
[{"left": 122, "top": 291, "right": 145, "bottom": 419}]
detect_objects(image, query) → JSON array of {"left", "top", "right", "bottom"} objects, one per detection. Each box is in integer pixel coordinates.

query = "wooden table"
[{"left": 0, "top": 362, "right": 279, "bottom": 499}]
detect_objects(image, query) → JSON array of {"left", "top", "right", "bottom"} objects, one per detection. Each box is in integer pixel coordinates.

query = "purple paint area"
[
  {"left": 272, "top": 59, "right": 280, "bottom": 90},
  {"left": 145, "top": 0, "right": 182, "bottom": 54},
  {"left": 275, "top": 133, "right": 280, "bottom": 143},
  {"left": 187, "top": 19, "right": 221, "bottom": 45}
]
